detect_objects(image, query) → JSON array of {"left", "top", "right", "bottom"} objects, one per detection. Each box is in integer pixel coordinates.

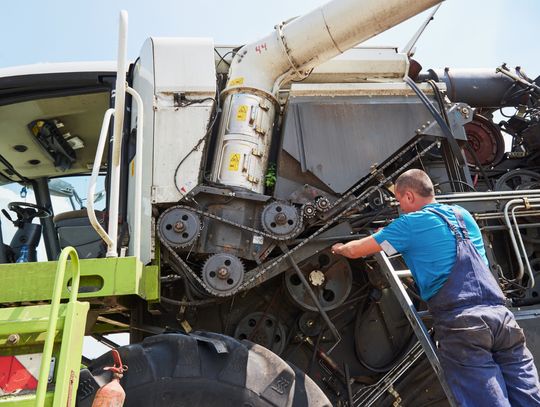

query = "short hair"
[{"left": 395, "top": 169, "right": 434, "bottom": 198}]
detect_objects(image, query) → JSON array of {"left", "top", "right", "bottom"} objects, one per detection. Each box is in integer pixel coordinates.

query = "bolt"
[
  {"left": 217, "top": 267, "right": 229, "bottom": 279},
  {"left": 274, "top": 212, "right": 287, "bottom": 225},
  {"left": 173, "top": 221, "right": 185, "bottom": 233},
  {"left": 306, "top": 319, "right": 314, "bottom": 327},
  {"left": 309, "top": 270, "right": 325, "bottom": 286},
  {"left": 7, "top": 334, "right": 19, "bottom": 345}
]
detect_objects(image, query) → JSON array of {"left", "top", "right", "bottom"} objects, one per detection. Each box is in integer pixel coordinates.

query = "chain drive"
[{"left": 158, "top": 139, "right": 438, "bottom": 298}]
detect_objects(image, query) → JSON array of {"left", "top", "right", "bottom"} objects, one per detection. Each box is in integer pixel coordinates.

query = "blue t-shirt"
[{"left": 372, "top": 203, "right": 488, "bottom": 301}]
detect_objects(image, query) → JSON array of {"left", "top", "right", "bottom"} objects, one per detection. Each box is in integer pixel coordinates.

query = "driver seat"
[{"left": 53, "top": 210, "right": 107, "bottom": 259}]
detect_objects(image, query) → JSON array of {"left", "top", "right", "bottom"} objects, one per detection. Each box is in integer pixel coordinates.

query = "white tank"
[{"left": 211, "top": 93, "right": 275, "bottom": 192}]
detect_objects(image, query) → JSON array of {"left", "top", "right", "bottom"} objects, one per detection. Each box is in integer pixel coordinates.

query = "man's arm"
[{"left": 331, "top": 236, "right": 382, "bottom": 259}]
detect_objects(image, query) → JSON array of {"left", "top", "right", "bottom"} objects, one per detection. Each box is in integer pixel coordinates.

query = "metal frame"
[
  {"left": 0, "top": 257, "right": 158, "bottom": 303},
  {"left": 0, "top": 247, "right": 89, "bottom": 407}
]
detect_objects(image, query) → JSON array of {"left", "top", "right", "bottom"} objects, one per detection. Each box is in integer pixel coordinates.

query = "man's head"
[{"left": 394, "top": 169, "right": 435, "bottom": 213}]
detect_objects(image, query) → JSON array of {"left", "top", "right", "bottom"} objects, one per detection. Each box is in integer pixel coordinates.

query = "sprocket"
[
  {"left": 157, "top": 206, "right": 201, "bottom": 248},
  {"left": 261, "top": 201, "right": 303, "bottom": 240},
  {"left": 202, "top": 253, "right": 245, "bottom": 295}
]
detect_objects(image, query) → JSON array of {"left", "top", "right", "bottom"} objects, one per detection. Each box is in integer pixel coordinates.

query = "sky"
[
  {"left": 1, "top": 0, "right": 539, "bottom": 357},
  {"left": 1, "top": 0, "right": 539, "bottom": 74}
]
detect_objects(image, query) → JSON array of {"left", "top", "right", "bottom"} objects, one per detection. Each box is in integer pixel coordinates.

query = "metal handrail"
[
  {"left": 87, "top": 10, "right": 142, "bottom": 259},
  {"left": 35, "top": 246, "right": 81, "bottom": 407},
  {"left": 87, "top": 108, "right": 115, "bottom": 251},
  {"left": 126, "top": 86, "right": 143, "bottom": 260},
  {"left": 107, "top": 10, "right": 128, "bottom": 258}
]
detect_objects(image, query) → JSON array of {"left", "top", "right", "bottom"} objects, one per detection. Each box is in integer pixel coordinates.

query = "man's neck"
[{"left": 419, "top": 198, "right": 437, "bottom": 209}]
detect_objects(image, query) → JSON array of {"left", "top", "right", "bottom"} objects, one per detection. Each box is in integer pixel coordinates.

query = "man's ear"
[{"left": 405, "top": 190, "right": 414, "bottom": 203}]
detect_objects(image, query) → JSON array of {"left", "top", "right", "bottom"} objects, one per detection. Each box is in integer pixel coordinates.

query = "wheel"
[
  {"left": 494, "top": 169, "right": 540, "bottom": 191},
  {"left": 77, "top": 332, "right": 331, "bottom": 407}
]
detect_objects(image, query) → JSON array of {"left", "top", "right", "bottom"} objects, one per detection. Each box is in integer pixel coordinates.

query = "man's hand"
[
  {"left": 331, "top": 243, "right": 345, "bottom": 255},
  {"left": 330, "top": 236, "right": 383, "bottom": 259}
]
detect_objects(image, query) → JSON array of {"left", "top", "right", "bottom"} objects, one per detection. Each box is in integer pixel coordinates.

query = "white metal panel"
[
  {"left": 310, "top": 47, "right": 409, "bottom": 82},
  {"left": 153, "top": 37, "right": 216, "bottom": 94},
  {"left": 152, "top": 99, "right": 214, "bottom": 203},
  {"left": 128, "top": 38, "right": 155, "bottom": 264},
  {"left": 128, "top": 37, "right": 216, "bottom": 264}
]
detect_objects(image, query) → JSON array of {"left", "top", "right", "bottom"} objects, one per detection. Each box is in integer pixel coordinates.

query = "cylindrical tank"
[
  {"left": 91, "top": 374, "right": 125, "bottom": 407},
  {"left": 210, "top": 93, "right": 275, "bottom": 192}
]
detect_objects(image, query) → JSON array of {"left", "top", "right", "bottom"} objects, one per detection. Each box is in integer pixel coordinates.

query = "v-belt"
[{"left": 158, "top": 139, "right": 439, "bottom": 298}]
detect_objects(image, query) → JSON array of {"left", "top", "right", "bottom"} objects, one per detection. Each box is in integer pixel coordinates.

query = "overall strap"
[
  {"left": 451, "top": 208, "right": 470, "bottom": 240},
  {"left": 426, "top": 208, "right": 463, "bottom": 242}
]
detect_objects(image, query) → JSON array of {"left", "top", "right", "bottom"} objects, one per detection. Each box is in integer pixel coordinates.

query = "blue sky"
[{"left": 1, "top": 0, "right": 539, "bottom": 75}]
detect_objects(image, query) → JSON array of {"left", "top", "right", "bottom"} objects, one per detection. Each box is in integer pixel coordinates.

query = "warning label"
[
  {"left": 228, "top": 153, "right": 241, "bottom": 171},
  {"left": 236, "top": 105, "right": 248, "bottom": 121},
  {"left": 229, "top": 77, "right": 244, "bottom": 86}
]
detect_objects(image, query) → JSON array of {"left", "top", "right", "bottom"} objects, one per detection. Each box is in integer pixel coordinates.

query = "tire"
[{"left": 77, "top": 332, "right": 331, "bottom": 407}]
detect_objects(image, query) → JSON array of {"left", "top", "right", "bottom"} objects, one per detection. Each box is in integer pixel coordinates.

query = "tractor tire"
[{"left": 77, "top": 332, "right": 331, "bottom": 407}]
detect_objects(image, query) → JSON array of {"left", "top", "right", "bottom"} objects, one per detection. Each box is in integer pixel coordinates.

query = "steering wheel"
[{"left": 7, "top": 202, "right": 52, "bottom": 225}]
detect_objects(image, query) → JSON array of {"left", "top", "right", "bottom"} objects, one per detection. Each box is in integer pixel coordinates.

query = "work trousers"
[{"left": 434, "top": 305, "right": 540, "bottom": 407}]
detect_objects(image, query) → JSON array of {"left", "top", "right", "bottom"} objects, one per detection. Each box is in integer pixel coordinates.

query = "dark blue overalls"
[{"left": 426, "top": 208, "right": 540, "bottom": 407}]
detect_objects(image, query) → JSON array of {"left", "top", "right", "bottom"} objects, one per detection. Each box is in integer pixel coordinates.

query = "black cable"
[
  {"left": 175, "top": 96, "right": 216, "bottom": 108},
  {"left": 463, "top": 143, "right": 495, "bottom": 190},
  {"left": 426, "top": 79, "right": 450, "bottom": 125},
  {"left": 434, "top": 180, "right": 477, "bottom": 192},
  {"left": 214, "top": 49, "right": 235, "bottom": 70},
  {"left": 173, "top": 87, "right": 220, "bottom": 194},
  {"left": 160, "top": 295, "right": 222, "bottom": 307},
  {"left": 405, "top": 77, "right": 465, "bottom": 167},
  {"left": 0, "top": 154, "right": 28, "bottom": 183}
]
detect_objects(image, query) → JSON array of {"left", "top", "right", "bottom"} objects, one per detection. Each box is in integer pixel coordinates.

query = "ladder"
[
  {"left": 0, "top": 247, "right": 89, "bottom": 406},
  {"left": 372, "top": 252, "right": 458, "bottom": 407}
]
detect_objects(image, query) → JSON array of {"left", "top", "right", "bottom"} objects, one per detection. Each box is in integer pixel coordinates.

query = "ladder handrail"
[
  {"left": 87, "top": 108, "right": 115, "bottom": 250},
  {"left": 126, "top": 86, "right": 144, "bottom": 260},
  {"left": 87, "top": 11, "right": 144, "bottom": 259},
  {"left": 107, "top": 10, "right": 129, "bottom": 258},
  {"left": 35, "top": 246, "right": 81, "bottom": 407}
]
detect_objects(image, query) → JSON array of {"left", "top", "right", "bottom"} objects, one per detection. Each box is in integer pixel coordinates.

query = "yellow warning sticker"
[
  {"left": 236, "top": 105, "right": 248, "bottom": 121},
  {"left": 229, "top": 77, "right": 244, "bottom": 86},
  {"left": 131, "top": 160, "right": 135, "bottom": 176},
  {"left": 228, "top": 153, "right": 241, "bottom": 171}
]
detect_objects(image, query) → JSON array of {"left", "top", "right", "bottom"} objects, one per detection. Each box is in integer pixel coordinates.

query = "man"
[{"left": 331, "top": 169, "right": 540, "bottom": 407}]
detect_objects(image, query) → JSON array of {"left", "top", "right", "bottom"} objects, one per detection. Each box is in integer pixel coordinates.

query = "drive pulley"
[
  {"left": 158, "top": 206, "right": 201, "bottom": 248},
  {"left": 285, "top": 251, "right": 352, "bottom": 311},
  {"left": 202, "top": 253, "right": 245, "bottom": 294},
  {"left": 261, "top": 201, "right": 302, "bottom": 240},
  {"left": 234, "top": 312, "right": 288, "bottom": 355}
]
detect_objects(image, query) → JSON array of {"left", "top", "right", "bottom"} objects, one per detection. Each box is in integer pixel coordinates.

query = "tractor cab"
[{"left": 0, "top": 62, "right": 119, "bottom": 264}]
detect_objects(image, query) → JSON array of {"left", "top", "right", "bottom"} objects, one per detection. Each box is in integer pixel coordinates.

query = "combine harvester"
[{"left": 0, "top": 0, "right": 539, "bottom": 405}]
